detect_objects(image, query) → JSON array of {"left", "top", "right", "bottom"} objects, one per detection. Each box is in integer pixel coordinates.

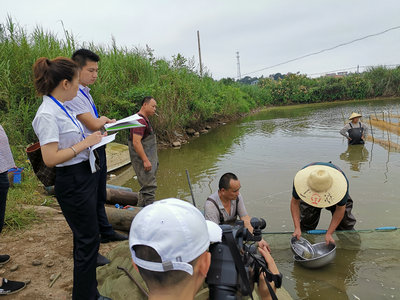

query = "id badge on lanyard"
[
  {"left": 48, "top": 95, "right": 86, "bottom": 139},
  {"left": 79, "top": 88, "right": 99, "bottom": 118}
]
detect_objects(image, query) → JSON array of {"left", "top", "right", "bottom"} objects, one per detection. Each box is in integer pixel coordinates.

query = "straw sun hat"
[
  {"left": 349, "top": 112, "right": 362, "bottom": 120},
  {"left": 294, "top": 165, "right": 348, "bottom": 208}
]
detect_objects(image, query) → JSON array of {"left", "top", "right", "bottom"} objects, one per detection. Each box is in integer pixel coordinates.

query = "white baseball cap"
[{"left": 129, "top": 198, "right": 222, "bottom": 275}]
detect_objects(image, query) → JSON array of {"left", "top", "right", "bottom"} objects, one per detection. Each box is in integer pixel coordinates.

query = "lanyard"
[
  {"left": 79, "top": 88, "right": 99, "bottom": 118},
  {"left": 48, "top": 95, "right": 85, "bottom": 139}
]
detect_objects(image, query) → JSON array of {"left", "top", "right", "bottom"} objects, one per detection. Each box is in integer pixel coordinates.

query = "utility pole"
[
  {"left": 236, "top": 51, "right": 241, "bottom": 80},
  {"left": 357, "top": 64, "right": 359, "bottom": 73},
  {"left": 197, "top": 30, "right": 203, "bottom": 77}
]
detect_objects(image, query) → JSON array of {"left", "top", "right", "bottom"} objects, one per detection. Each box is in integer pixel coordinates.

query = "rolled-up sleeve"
[{"left": 340, "top": 124, "right": 350, "bottom": 137}]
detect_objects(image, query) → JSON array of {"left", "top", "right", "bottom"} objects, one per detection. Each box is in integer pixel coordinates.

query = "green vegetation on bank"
[
  {"left": 225, "top": 69, "right": 400, "bottom": 106},
  {"left": 0, "top": 17, "right": 256, "bottom": 148},
  {"left": 1, "top": 17, "right": 400, "bottom": 230},
  {"left": 2, "top": 17, "right": 400, "bottom": 148}
]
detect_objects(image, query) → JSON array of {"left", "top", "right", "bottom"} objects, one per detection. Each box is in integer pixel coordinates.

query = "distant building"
[
  {"left": 250, "top": 79, "right": 259, "bottom": 85},
  {"left": 325, "top": 71, "right": 348, "bottom": 78},
  {"left": 325, "top": 73, "right": 336, "bottom": 77}
]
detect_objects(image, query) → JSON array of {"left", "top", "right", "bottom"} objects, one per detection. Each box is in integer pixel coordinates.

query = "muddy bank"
[
  {"left": 0, "top": 206, "right": 122, "bottom": 300},
  {"left": 157, "top": 107, "right": 265, "bottom": 149}
]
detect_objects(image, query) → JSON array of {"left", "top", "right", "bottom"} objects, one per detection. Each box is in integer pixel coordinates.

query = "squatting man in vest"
[
  {"left": 290, "top": 162, "right": 356, "bottom": 245},
  {"left": 340, "top": 112, "right": 368, "bottom": 145},
  {"left": 129, "top": 198, "right": 280, "bottom": 300},
  {"left": 204, "top": 172, "right": 271, "bottom": 252}
]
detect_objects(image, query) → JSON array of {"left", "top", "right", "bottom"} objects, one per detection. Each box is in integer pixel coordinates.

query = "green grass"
[
  {"left": 1, "top": 16, "right": 400, "bottom": 232},
  {"left": 2, "top": 144, "right": 54, "bottom": 232}
]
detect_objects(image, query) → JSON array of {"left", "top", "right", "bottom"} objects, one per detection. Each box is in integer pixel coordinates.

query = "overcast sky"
[{"left": 2, "top": 0, "right": 399, "bottom": 79}]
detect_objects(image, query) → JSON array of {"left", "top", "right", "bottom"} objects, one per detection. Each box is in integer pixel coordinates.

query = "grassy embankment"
[
  {"left": 1, "top": 17, "right": 400, "bottom": 230},
  {"left": 0, "top": 18, "right": 259, "bottom": 231}
]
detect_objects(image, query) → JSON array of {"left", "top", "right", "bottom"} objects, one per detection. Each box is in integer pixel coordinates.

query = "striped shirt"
[{"left": 0, "top": 125, "right": 15, "bottom": 173}]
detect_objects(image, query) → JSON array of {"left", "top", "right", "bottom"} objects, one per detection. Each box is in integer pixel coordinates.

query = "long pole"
[
  {"left": 186, "top": 169, "right": 197, "bottom": 207},
  {"left": 369, "top": 115, "right": 374, "bottom": 143},
  {"left": 197, "top": 30, "right": 203, "bottom": 77},
  {"left": 262, "top": 226, "right": 398, "bottom": 235},
  {"left": 236, "top": 51, "right": 241, "bottom": 79},
  {"left": 117, "top": 266, "right": 148, "bottom": 297}
]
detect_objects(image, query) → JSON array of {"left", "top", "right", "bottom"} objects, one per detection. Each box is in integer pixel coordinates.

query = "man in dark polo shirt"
[
  {"left": 128, "top": 97, "right": 158, "bottom": 206},
  {"left": 290, "top": 162, "right": 356, "bottom": 244}
]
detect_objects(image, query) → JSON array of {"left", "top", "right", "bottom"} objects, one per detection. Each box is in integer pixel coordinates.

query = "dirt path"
[{"left": 0, "top": 205, "right": 122, "bottom": 299}]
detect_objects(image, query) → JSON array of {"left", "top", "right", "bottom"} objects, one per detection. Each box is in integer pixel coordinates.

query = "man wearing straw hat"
[
  {"left": 340, "top": 112, "right": 368, "bottom": 145},
  {"left": 290, "top": 162, "right": 356, "bottom": 244}
]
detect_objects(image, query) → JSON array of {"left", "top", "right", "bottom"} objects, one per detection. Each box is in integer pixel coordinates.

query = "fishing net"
[{"left": 263, "top": 230, "right": 400, "bottom": 299}]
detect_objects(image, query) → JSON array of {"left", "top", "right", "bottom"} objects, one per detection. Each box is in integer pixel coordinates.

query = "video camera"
[{"left": 206, "top": 218, "right": 282, "bottom": 300}]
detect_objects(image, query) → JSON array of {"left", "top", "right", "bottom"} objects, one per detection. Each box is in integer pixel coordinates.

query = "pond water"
[{"left": 110, "top": 98, "right": 400, "bottom": 299}]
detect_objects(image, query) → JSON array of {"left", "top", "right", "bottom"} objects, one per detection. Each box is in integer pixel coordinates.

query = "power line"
[{"left": 238, "top": 25, "right": 400, "bottom": 78}]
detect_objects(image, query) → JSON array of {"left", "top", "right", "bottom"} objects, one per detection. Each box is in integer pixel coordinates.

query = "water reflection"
[
  {"left": 111, "top": 98, "right": 400, "bottom": 299},
  {"left": 339, "top": 145, "right": 369, "bottom": 172}
]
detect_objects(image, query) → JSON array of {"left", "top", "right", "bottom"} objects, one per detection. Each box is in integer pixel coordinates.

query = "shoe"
[
  {"left": 97, "top": 253, "right": 110, "bottom": 267},
  {"left": 0, "top": 278, "right": 26, "bottom": 295},
  {"left": 98, "top": 295, "right": 112, "bottom": 300},
  {"left": 0, "top": 255, "right": 10, "bottom": 265},
  {"left": 100, "top": 231, "right": 128, "bottom": 243}
]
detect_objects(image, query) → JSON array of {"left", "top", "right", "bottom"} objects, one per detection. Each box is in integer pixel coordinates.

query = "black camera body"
[{"left": 206, "top": 218, "right": 282, "bottom": 300}]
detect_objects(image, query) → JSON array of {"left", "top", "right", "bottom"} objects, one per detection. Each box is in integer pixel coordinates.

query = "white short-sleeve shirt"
[
  {"left": 65, "top": 85, "right": 97, "bottom": 135},
  {"left": 32, "top": 95, "right": 89, "bottom": 167}
]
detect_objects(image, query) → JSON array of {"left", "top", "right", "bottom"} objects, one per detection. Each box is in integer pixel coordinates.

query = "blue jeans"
[{"left": 0, "top": 171, "right": 10, "bottom": 234}]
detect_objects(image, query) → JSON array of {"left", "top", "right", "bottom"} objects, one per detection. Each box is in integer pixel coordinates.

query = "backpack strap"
[
  {"left": 235, "top": 197, "right": 239, "bottom": 218},
  {"left": 206, "top": 198, "right": 224, "bottom": 225}
]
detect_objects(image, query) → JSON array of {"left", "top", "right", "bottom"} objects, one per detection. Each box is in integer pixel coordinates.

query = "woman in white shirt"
[{"left": 32, "top": 57, "right": 106, "bottom": 300}]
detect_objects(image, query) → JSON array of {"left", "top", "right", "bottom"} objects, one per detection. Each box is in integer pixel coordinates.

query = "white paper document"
[
  {"left": 103, "top": 114, "right": 145, "bottom": 132},
  {"left": 89, "top": 133, "right": 117, "bottom": 173}
]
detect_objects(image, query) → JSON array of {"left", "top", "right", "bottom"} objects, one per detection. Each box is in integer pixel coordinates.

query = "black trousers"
[
  {"left": 55, "top": 161, "right": 100, "bottom": 300},
  {"left": 96, "top": 146, "right": 114, "bottom": 236},
  {"left": 300, "top": 196, "right": 357, "bottom": 231},
  {"left": 0, "top": 171, "right": 10, "bottom": 234}
]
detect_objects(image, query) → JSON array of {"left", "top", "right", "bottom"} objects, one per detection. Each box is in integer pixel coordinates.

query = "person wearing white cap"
[
  {"left": 340, "top": 112, "right": 368, "bottom": 145},
  {"left": 129, "top": 198, "right": 278, "bottom": 300},
  {"left": 129, "top": 198, "right": 221, "bottom": 300},
  {"left": 290, "top": 162, "right": 356, "bottom": 245}
]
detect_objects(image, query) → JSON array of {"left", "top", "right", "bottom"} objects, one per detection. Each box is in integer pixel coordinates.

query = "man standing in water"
[
  {"left": 128, "top": 97, "right": 158, "bottom": 206},
  {"left": 290, "top": 162, "right": 356, "bottom": 244},
  {"left": 340, "top": 112, "right": 368, "bottom": 145}
]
